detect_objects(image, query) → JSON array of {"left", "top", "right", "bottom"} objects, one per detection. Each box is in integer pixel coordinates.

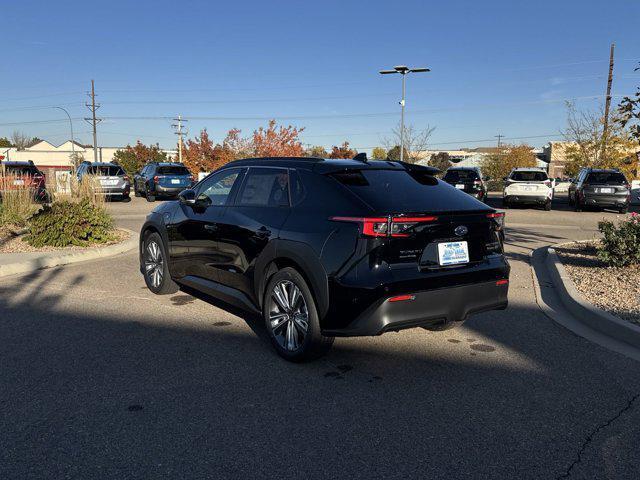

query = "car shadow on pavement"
[{"left": 2, "top": 267, "right": 640, "bottom": 479}]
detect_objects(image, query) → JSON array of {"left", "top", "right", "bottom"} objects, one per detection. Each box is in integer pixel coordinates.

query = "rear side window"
[
  {"left": 585, "top": 172, "right": 626, "bottom": 184},
  {"left": 443, "top": 170, "right": 479, "bottom": 182},
  {"left": 158, "top": 165, "right": 190, "bottom": 175},
  {"left": 88, "top": 165, "right": 124, "bottom": 176},
  {"left": 330, "top": 169, "right": 485, "bottom": 213},
  {"left": 509, "top": 171, "right": 548, "bottom": 182},
  {"left": 5, "top": 166, "right": 39, "bottom": 176},
  {"left": 237, "top": 168, "right": 290, "bottom": 207}
]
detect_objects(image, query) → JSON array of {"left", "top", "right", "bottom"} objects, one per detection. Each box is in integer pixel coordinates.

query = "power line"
[
  {"left": 84, "top": 80, "right": 102, "bottom": 162},
  {"left": 171, "top": 115, "right": 188, "bottom": 163}
]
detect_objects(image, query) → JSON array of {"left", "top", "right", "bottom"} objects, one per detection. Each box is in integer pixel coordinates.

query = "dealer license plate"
[
  {"left": 455, "top": 184, "right": 465, "bottom": 189},
  {"left": 171, "top": 179, "right": 180, "bottom": 184},
  {"left": 598, "top": 187, "right": 614, "bottom": 194},
  {"left": 438, "top": 241, "right": 469, "bottom": 266},
  {"left": 100, "top": 179, "right": 118, "bottom": 186}
]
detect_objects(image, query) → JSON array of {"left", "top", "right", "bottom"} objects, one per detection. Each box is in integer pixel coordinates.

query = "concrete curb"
[
  {"left": 0, "top": 229, "right": 138, "bottom": 278},
  {"left": 546, "top": 244, "right": 640, "bottom": 350}
]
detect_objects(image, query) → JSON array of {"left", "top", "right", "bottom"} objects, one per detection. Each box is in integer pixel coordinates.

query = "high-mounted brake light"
[
  {"left": 153, "top": 175, "right": 160, "bottom": 183},
  {"left": 496, "top": 279, "right": 509, "bottom": 286},
  {"left": 388, "top": 294, "right": 416, "bottom": 302},
  {"left": 330, "top": 216, "right": 438, "bottom": 238}
]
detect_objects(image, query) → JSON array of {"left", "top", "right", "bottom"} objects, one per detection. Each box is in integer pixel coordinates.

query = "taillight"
[
  {"left": 189, "top": 175, "right": 194, "bottom": 182},
  {"left": 153, "top": 175, "right": 159, "bottom": 183},
  {"left": 123, "top": 175, "right": 130, "bottom": 182},
  {"left": 496, "top": 279, "right": 509, "bottom": 286},
  {"left": 544, "top": 180, "right": 551, "bottom": 188},
  {"left": 487, "top": 212, "right": 505, "bottom": 228},
  {"left": 330, "top": 216, "right": 438, "bottom": 238}
]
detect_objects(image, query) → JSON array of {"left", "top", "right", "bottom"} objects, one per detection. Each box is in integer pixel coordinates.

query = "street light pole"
[
  {"left": 52, "top": 106, "right": 75, "bottom": 161},
  {"left": 380, "top": 65, "right": 430, "bottom": 162}
]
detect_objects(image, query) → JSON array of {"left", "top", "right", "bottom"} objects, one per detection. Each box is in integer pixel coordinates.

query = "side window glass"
[
  {"left": 197, "top": 169, "right": 242, "bottom": 206},
  {"left": 237, "top": 168, "right": 290, "bottom": 207},
  {"left": 289, "top": 170, "right": 305, "bottom": 206}
]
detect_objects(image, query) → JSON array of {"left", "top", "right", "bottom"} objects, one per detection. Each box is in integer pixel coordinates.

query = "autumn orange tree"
[
  {"left": 329, "top": 141, "right": 357, "bottom": 159},
  {"left": 252, "top": 119, "right": 305, "bottom": 157}
]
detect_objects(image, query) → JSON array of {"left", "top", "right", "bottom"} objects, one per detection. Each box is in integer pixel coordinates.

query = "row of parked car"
[{"left": 442, "top": 165, "right": 632, "bottom": 213}]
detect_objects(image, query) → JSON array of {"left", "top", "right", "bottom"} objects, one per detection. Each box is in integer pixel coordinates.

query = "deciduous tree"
[
  {"left": 382, "top": 123, "right": 435, "bottom": 163},
  {"left": 252, "top": 120, "right": 305, "bottom": 157},
  {"left": 429, "top": 152, "right": 452, "bottom": 172},
  {"left": 305, "top": 145, "right": 329, "bottom": 158},
  {"left": 329, "top": 141, "right": 356, "bottom": 159},
  {"left": 481, "top": 145, "right": 537, "bottom": 181},
  {"left": 371, "top": 147, "right": 387, "bottom": 160}
]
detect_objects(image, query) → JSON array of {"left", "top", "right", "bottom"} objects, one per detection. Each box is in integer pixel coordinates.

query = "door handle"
[
  {"left": 204, "top": 224, "right": 218, "bottom": 232},
  {"left": 254, "top": 227, "right": 271, "bottom": 239}
]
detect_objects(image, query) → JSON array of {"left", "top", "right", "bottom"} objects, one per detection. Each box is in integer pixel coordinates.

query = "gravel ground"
[
  {"left": 0, "top": 228, "right": 129, "bottom": 254},
  {"left": 556, "top": 241, "right": 640, "bottom": 324}
]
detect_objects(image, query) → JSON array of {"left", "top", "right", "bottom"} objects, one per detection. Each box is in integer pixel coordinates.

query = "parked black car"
[
  {"left": 0, "top": 160, "right": 49, "bottom": 202},
  {"left": 133, "top": 162, "right": 194, "bottom": 202},
  {"left": 77, "top": 162, "right": 131, "bottom": 201},
  {"left": 442, "top": 166, "right": 488, "bottom": 202},
  {"left": 568, "top": 168, "right": 630, "bottom": 213},
  {"left": 139, "top": 156, "right": 510, "bottom": 361}
]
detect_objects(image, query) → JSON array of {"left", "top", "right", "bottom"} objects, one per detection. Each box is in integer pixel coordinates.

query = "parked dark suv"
[
  {"left": 133, "top": 162, "right": 194, "bottom": 202},
  {"left": 442, "top": 166, "right": 488, "bottom": 202},
  {"left": 139, "top": 156, "right": 510, "bottom": 361},
  {"left": 0, "top": 160, "right": 49, "bottom": 202},
  {"left": 568, "top": 168, "right": 630, "bottom": 213}
]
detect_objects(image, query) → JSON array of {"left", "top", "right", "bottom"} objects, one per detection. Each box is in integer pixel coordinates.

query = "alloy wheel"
[
  {"left": 144, "top": 241, "right": 164, "bottom": 288},
  {"left": 268, "top": 280, "right": 309, "bottom": 351}
]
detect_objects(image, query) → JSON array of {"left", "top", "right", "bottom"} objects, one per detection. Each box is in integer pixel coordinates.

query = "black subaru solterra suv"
[{"left": 140, "top": 156, "right": 510, "bottom": 361}]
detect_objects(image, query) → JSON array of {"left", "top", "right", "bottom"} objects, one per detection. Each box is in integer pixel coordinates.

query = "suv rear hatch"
[
  {"left": 582, "top": 171, "right": 628, "bottom": 196},
  {"left": 443, "top": 169, "right": 482, "bottom": 194},
  {"left": 329, "top": 167, "right": 504, "bottom": 271},
  {"left": 154, "top": 165, "right": 193, "bottom": 189},
  {"left": 87, "top": 165, "right": 128, "bottom": 191},
  {"left": 505, "top": 170, "right": 551, "bottom": 194}
]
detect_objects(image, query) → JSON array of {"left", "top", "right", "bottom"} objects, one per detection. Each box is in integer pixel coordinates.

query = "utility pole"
[
  {"left": 601, "top": 43, "right": 615, "bottom": 160},
  {"left": 172, "top": 115, "right": 188, "bottom": 163},
  {"left": 84, "top": 80, "right": 101, "bottom": 162},
  {"left": 495, "top": 134, "right": 504, "bottom": 147}
]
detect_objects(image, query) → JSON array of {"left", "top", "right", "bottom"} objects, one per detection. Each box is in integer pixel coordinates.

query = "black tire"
[
  {"left": 263, "top": 267, "right": 334, "bottom": 362},
  {"left": 142, "top": 232, "right": 179, "bottom": 295},
  {"left": 122, "top": 195, "right": 131, "bottom": 203},
  {"left": 544, "top": 200, "right": 551, "bottom": 211},
  {"left": 619, "top": 206, "right": 629, "bottom": 214},
  {"left": 502, "top": 199, "right": 510, "bottom": 209},
  {"left": 574, "top": 201, "right": 582, "bottom": 212},
  {"left": 146, "top": 193, "right": 156, "bottom": 202},
  {"left": 134, "top": 187, "right": 141, "bottom": 197}
]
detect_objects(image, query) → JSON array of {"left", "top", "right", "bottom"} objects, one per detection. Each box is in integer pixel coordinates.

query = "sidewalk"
[{"left": 0, "top": 230, "right": 138, "bottom": 278}]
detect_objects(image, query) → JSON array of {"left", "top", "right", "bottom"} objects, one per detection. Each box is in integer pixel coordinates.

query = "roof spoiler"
[{"left": 398, "top": 161, "right": 440, "bottom": 176}]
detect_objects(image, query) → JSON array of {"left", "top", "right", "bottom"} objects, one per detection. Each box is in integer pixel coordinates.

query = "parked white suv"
[{"left": 503, "top": 168, "right": 553, "bottom": 210}]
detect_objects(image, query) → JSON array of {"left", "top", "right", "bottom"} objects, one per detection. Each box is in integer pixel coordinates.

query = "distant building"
[
  {"left": 543, "top": 142, "right": 575, "bottom": 179},
  {"left": 417, "top": 147, "right": 548, "bottom": 171},
  {"left": 0, "top": 140, "right": 176, "bottom": 177}
]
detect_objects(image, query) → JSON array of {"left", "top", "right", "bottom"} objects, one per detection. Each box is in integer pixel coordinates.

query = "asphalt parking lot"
[{"left": 2, "top": 194, "right": 640, "bottom": 479}]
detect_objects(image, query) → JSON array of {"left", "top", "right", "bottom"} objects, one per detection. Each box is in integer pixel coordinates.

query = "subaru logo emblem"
[{"left": 455, "top": 225, "right": 468, "bottom": 236}]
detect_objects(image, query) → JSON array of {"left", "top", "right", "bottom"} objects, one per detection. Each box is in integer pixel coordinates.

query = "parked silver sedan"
[{"left": 76, "top": 161, "right": 131, "bottom": 201}]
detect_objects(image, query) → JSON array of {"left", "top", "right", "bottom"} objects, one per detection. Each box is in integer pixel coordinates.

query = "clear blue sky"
[{"left": 1, "top": 0, "right": 639, "bottom": 153}]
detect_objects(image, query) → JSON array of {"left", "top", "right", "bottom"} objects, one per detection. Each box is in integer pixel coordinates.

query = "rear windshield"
[
  {"left": 157, "top": 166, "right": 190, "bottom": 175},
  {"left": 586, "top": 172, "right": 626, "bottom": 185},
  {"left": 4, "top": 165, "right": 40, "bottom": 176},
  {"left": 88, "top": 165, "right": 125, "bottom": 176},
  {"left": 443, "top": 169, "right": 479, "bottom": 182},
  {"left": 330, "top": 169, "right": 487, "bottom": 213},
  {"left": 509, "top": 171, "right": 548, "bottom": 182}
]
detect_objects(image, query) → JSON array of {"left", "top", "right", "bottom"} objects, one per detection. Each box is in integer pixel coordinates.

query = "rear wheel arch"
[{"left": 256, "top": 242, "right": 329, "bottom": 319}]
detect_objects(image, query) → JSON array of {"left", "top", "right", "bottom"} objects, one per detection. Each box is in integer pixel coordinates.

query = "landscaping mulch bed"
[
  {"left": 555, "top": 241, "right": 640, "bottom": 325},
  {"left": 0, "top": 228, "right": 129, "bottom": 254}
]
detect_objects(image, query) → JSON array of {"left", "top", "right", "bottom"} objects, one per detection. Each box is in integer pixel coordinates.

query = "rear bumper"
[
  {"left": 582, "top": 193, "right": 628, "bottom": 207},
  {"left": 154, "top": 184, "right": 189, "bottom": 196},
  {"left": 505, "top": 194, "right": 548, "bottom": 204},
  {"left": 97, "top": 186, "right": 130, "bottom": 196},
  {"left": 322, "top": 279, "right": 509, "bottom": 337}
]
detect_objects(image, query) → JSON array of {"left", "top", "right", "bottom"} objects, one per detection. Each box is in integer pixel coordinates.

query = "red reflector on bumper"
[
  {"left": 496, "top": 279, "right": 509, "bottom": 286},
  {"left": 388, "top": 294, "right": 416, "bottom": 303}
]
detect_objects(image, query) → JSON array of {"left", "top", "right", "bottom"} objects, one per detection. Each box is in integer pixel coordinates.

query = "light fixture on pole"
[{"left": 380, "top": 65, "right": 430, "bottom": 162}]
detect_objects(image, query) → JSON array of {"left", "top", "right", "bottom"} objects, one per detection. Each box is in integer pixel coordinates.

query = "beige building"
[
  {"left": 542, "top": 142, "right": 576, "bottom": 179},
  {"left": 1, "top": 140, "right": 176, "bottom": 177}
]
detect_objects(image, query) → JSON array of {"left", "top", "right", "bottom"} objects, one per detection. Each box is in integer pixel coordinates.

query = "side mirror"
[
  {"left": 178, "top": 189, "right": 197, "bottom": 205},
  {"left": 502, "top": 177, "right": 508, "bottom": 181},
  {"left": 483, "top": 176, "right": 491, "bottom": 181}
]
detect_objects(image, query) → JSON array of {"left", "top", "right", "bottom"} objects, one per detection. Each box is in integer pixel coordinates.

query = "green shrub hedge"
[
  {"left": 26, "top": 200, "right": 115, "bottom": 248},
  {"left": 597, "top": 213, "right": 640, "bottom": 267}
]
